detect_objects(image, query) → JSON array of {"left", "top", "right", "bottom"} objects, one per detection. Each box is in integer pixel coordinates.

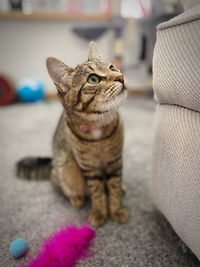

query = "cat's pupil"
[{"left": 88, "top": 74, "right": 100, "bottom": 84}]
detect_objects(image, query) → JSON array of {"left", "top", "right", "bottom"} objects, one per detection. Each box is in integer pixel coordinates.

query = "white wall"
[{"left": 0, "top": 20, "right": 114, "bottom": 92}]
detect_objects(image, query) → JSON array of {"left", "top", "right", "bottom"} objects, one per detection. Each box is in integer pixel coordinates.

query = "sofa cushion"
[
  {"left": 153, "top": 5, "right": 200, "bottom": 112},
  {"left": 152, "top": 104, "right": 200, "bottom": 260}
]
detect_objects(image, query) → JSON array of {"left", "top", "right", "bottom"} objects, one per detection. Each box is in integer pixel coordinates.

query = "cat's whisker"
[
  {"left": 114, "top": 96, "right": 121, "bottom": 109},
  {"left": 110, "top": 101, "right": 115, "bottom": 112},
  {"left": 109, "top": 100, "right": 118, "bottom": 123},
  {"left": 101, "top": 100, "right": 106, "bottom": 126},
  {"left": 113, "top": 98, "right": 118, "bottom": 108},
  {"left": 111, "top": 99, "right": 117, "bottom": 111},
  {"left": 108, "top": 108, "right": 114, "bottom": 122}
]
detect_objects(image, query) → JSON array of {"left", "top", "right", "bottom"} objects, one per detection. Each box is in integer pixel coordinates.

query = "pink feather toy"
[{"left": 20, "top": 225, "right": 96, "bottom": 267}]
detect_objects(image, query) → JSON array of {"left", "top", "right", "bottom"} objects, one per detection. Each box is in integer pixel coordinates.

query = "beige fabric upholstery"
[
  {"left": 152, "top": 0, "right": 200, "bottom": 260},
  {"left": 153, "top": 4, "right": 200, "bottom": 112}
]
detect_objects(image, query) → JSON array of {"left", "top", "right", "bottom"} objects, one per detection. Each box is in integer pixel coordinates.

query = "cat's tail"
[{"left": 16, "top": 157, "right": 52, "bottom": 180}]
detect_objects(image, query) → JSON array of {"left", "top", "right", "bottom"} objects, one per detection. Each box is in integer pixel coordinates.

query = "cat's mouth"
[
  {"left": 92, "top": 83, "right": 127, "bottom": 115},
  {"left": 103, "top": 85, "right": 127, "bottom": 111},
  {"left": 108, "top": 83, "right": 127, "bottom": 101},
  {"left": 117, "top": 84, "right": 127, "bottom": 96}
]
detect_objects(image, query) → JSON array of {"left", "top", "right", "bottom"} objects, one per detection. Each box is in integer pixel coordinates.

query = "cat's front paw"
[
  {"left": 110, "top": 208, "right": 129, "bottom": 223},
  {"left": 89, "top": 210, "right": 107, "bottom": 227}
]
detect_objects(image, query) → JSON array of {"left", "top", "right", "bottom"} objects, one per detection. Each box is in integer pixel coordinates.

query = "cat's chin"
[
  {"left": 104, "top": 89, "right": 127, "bottom": 112},
  {"left": 74, "top": 89, "right": 127, "bottom": 126}
]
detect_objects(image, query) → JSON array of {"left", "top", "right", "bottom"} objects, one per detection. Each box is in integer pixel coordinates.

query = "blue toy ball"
[
  {"left": 9, "top": 238, "right": 28, "bottom": 258},
  {"left": 17, "top": 78, "right": 45, "bottom": 102}
]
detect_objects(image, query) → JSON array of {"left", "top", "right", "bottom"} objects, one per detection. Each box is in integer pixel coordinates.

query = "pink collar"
[{"left": 80, "top": 125, "right": 101, "bottom": 133}]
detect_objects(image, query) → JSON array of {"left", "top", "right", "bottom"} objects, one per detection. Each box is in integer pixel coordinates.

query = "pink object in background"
[
  {"left": 138, "top": 0, "right": 149, "bottom": 16},
  {"left": 20, "top": 225, "right": 96, "bottom": 267}
]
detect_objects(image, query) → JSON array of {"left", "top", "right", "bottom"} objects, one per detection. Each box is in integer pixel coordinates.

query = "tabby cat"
[{"left": 17, "top": 42, "right": 129, "bottom": 227}]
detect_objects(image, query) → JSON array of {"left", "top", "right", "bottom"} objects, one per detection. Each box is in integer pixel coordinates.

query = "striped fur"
[{"left": 17, "top": 42, "right": 129, "bottom": 227}]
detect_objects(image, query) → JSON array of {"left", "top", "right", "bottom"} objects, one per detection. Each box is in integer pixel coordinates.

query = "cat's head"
[{"left": 46, "top": 42, "right": 127, "bottom": 120}]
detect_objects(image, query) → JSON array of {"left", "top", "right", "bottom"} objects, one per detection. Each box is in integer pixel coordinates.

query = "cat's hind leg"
[{"left": 51, "top": 160, "right": 86, "bottom": 208}]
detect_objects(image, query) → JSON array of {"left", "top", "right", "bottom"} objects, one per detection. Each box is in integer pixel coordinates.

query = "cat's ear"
[
  {"left": 46, "top": 57, "right": 74, "bottom": 93},
  {"left": 88, "top": 41, "right": 103, "bottom": 61}
]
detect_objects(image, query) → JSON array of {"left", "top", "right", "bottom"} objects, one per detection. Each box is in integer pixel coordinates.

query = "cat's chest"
[{"left": 66, "top": 123, "right": 123, "bottom": 168}]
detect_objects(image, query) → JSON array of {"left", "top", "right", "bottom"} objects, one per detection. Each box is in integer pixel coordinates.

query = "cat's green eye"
[{"left": 88, "top": 75, "right": 100, "bottom": 84}]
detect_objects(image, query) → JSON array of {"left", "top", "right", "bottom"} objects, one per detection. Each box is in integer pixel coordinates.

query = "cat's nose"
[{"left": 114, "top": 75, "right": 124, "bottom": 83}]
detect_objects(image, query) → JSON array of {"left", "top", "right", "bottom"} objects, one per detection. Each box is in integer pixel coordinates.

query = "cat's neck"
[
  {"left": 64, "top": 109, "right": 119, "bottom": 140},
  {"left": 65, "top": 108, "right": 118, "bottom": 129}
]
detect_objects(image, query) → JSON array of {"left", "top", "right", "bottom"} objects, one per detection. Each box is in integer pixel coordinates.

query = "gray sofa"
[{"left": 152, "top": 0, "right": 200, "bottom": 260}]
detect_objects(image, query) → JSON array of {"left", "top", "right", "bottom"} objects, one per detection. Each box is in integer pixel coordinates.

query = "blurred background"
[{"left": 0, "top": 0, "right": 183, "bottom": 104}]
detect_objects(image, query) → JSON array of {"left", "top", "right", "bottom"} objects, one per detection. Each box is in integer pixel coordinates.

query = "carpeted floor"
[{"left": 0, "top": 95, "right": 199, "bottom": 267}]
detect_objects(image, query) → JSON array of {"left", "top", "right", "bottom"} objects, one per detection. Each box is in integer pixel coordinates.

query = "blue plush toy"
[
  {"left": 9, "top": 238, "right": 28, "bottom": 258},
  {"left": 17, "top": 78, "right": 45, "bottom": 102}
]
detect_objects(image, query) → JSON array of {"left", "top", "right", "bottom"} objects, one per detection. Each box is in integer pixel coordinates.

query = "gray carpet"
[{"left": 0, "top": 95, "right": 199, "bottom": 267}]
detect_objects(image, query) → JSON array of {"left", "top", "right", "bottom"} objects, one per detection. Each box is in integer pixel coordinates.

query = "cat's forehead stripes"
[{"left": 83, "top": 60, "right": 110, "bottom": 73}]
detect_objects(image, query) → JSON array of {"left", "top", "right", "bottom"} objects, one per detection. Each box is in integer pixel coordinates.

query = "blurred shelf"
[
  {"left": 126, "top": 75, "right": 153, "bottom": 94},
  {"left": 127, "top": 89, "right": 152, "bottom": 95},
  {"left": 46, "top": 92, "right": 58, "bottom": 100},
  {"left": 0, "top": 10, "right": 112, "bottom": 21}
]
